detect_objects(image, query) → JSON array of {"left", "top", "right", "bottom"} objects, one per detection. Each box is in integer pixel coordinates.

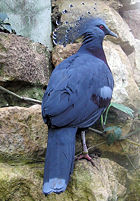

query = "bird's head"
[
  {"left": 53, "top": 17, "right": 117, "bottom": 46},
  {"left": 81, "top": 18, "right": 118, "bottom": 41}
]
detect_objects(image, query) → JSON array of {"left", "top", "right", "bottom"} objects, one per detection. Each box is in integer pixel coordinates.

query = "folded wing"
[{"left": 42, "top": 53, "right": 113, "bottom": 128}]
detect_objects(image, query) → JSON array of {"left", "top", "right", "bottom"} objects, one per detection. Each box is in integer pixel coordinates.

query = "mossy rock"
[
  {"left": 0, "top": 162, "right": 44, "bottom": 201},
  {"left": 0, "top": 82, "right": 44, "bottom": 107},
  {"left": 0, "top": 159, "right": 139, "bottom": 201},
  {"left": 125, "top": 170, "right": 140, "bottom": 201},
  {"left": 44, "top": 159, "right": 127, "bottom": 201}
]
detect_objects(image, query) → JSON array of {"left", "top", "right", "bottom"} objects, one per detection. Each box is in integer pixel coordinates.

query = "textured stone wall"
[
  {"left": 0, "top": 0, "right": 140, "bottom": 200},
  {"left": 0, "top": 0, "right": 52, "bottom": 49},
  {"left": 120, "top": 1, "right": 140, "bottom": 87}
]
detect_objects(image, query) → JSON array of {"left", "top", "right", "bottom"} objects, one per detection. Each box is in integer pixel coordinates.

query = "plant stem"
[{"left": 0, "top": 86, "right": 42, "bottom": 104}]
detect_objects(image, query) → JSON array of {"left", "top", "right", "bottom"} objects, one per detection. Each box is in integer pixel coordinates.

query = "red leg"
[{"left": 75, "top": 131, "right": 96, "bottom": 166}]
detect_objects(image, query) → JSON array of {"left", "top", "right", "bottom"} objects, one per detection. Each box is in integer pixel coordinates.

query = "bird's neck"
[{"left": 79, "top": 35, "right": 108, "bottom": 65}]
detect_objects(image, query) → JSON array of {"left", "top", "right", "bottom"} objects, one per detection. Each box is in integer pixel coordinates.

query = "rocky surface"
[
  {"left": 121, "top": 9, "right": 140, "bottom": 40},
  {"left": 77, "top": 120, "right": 140, "bottom": 171},
  {"left": 0, "top": 0, "right": 140, "bottom": 200},
  {"left": 0, "top": 0, "right": 52, "bottom": 49},
  {"left": 0, "top": 32, "right": 51, "bottom": 85},
  {"left": 0, "top": 83, "right": 44, "bottom": 107},
  {"left": 48, "top": 159, "right": 127, "bottom": 201},
  {"left": 133, "top": 39, "right": 140, "bottom": 87},
  {"left": 104, "top": 40, "right": 140, "bottom": 107},
  {"left": 0, "top": 105, "right": 47, "bottom": 162},
  {"left": 0, "top": 32, "right": 51, "bottom": 107},
  {"left": 0, "top": 162, "right": 44, "bottom": 201},
  {"left": 0, "top": 158, "right": 139, "bottom": 201},
  {"left": 0, "top": 105, "right": 140, "bottom": 200},
  {"left": 101, "top": 0, "right": 122, "bottom": 10},
  {"left": 52, "top": 43, "right": 81, "bottom": 67},
  {"left": 120, "top": 0, "right": 140, "bottom": 10}
]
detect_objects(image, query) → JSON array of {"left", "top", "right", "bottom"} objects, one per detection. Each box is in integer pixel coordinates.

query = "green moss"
[
  {"left": 18, "top": 86, "right": 43, "bottom": 101},
  {"left": 0, "top": 163, "right": 44, "bottom": 201},
  {"left": 0, "top": 83, "right": 44, "bottom": 107},
  {"left": 44, "top": 161, "right": 96, "bottom": 201},
  {"left": 125, "top": 171, "right": 140, "bottom": 201},
  {"left": 0, "top": 63, "right": 4, "bottom": 76},
  {"left": 0, "top": 151, "right": 44, "bottom": 166},
  {"left": 0, "top": 179, "right": 34, "bottom": 201}
]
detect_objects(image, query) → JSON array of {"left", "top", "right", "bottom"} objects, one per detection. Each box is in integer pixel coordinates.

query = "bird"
[{"left": 42, "top": 17, "right": 117, "bottom": 195}]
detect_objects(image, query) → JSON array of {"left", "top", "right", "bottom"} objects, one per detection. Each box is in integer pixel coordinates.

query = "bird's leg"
[
  {"left": 76, "top": 131, "right": 95, "bottom": 166},
  {"left": 82, "top": 131, "right": 88, "bottom": 153}
]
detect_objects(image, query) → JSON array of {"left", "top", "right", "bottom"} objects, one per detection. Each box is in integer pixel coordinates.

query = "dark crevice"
[{"left": 0, "top": 80, "right": 44, "bottom": 107}]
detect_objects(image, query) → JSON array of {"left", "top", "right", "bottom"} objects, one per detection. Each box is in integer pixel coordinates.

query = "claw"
[
  {"left": 75, "top": 153, "right": 100, "bottom": 168},
  {"left": 75, "top": 153, "right": 95, "bottom": 165},
  {"left": 76, "top": 130, "right": 100, "bottom": 169}
]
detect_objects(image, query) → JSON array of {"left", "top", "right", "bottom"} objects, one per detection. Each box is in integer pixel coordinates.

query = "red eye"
[{"left": 99, "top": 25, "right": 104, "bottom": 30}]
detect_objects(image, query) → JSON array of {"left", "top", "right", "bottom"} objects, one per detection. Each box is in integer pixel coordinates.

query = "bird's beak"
[{"left": 108, "top": 30, "right": 118, "bottom": 38}]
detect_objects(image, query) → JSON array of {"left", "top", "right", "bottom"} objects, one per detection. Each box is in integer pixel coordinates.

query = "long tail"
[{"left": 43, "top": 127, "right": 77, "bottom": 195}]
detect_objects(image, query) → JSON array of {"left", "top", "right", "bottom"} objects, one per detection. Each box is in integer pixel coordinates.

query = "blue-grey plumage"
[
  {"left": 42, "top": 17, "right": 117, "bottom": 195},
  {"left": 43, "top": 127, "right": 77, "bottom": 194}
]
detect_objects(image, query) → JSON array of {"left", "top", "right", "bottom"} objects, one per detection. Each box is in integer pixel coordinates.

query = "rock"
[
  {"left": 100, "top": 0, "right": 123, "bottom": 10},
  {"left": 0, "top": 0, "right": 52, "bottom": 49},
  {"left": 52, "top": 41, "right": 140, "bottom": 108},
  {"left": 0, "top": 159, "right": 127, "bottom": 201},
  {"left": 0, "top": 162, "right": 45, "bottom": 201},
  {"left": 120, "top": 9, "right": 140, "bottom": 40},
  {"left": 125, "top": 170, "right": 140, "bottom": 201},
  {"left": 0, "top": 33, "right": 51, "bottom": 85},
  {"left": 120, "top": 0, "right": 140, "bottom": 10},
  {"left": 62, "top": 159, "right": 127, "bottom": 201},
  {"left": 76, "top": 117, "right": 140, "bottom": 170},
  {"left": 0, "top": 105, "right": 140, "bottom": 200},
  {"left": 0, "top": 105, "right": 47, "bottom": 162},
  {"left": 69, "top": 159, "right": 127, "bottom": 201},
  {"left": 0, "top": 160, "right": 139, "bottom": 201},
  {"left": 52, "top": 43, "right": 81, "bottom": 66},
  {"left": 133, "top": 39, "right": 140, "bottom": 87},
  {"left": 0, "top": 81, "right": 44, "bottom": 107},
  {"left": 1, "top": 159, "right": 139, "bottom": 201},
  {"left": 103, "top": 40, "right": 140, "bottom": 107},
  {"left": 54, "top": 0, "right": 135, "bottom": 55},
  {"left": 103, "top": 9, "right": 134, "bottom": 55},
  {"left": 0, "top": 83, "right": 44, "bottom": 107}
]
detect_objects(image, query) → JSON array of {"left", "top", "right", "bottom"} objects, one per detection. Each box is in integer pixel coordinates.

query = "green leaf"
[
  {"left": 105, "top": 126, "right": 122, "bottom": 145},
  {"left": 102, "top": 102, "right": 134, "bottom": 126},
  {"left": 111, "top": 102, "right": 134, "bottom": 117},
  {"left": 101, "top": 114, "right": 104, "bottom": 127},
  {"left": 103, "top": 104, "right": 112, "bottom": 126},
  {"left": 114, "top": 127, "right": 122, "bottom": 138}
]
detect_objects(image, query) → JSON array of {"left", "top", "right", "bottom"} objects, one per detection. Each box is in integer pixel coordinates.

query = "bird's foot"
[{"left": 75, "top": 153, "right": 96, "bottom": 166}]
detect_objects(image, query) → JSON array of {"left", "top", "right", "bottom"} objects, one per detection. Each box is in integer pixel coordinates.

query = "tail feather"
[{"left": 43, "top": 127, "right": 77, "bottom": 195}]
